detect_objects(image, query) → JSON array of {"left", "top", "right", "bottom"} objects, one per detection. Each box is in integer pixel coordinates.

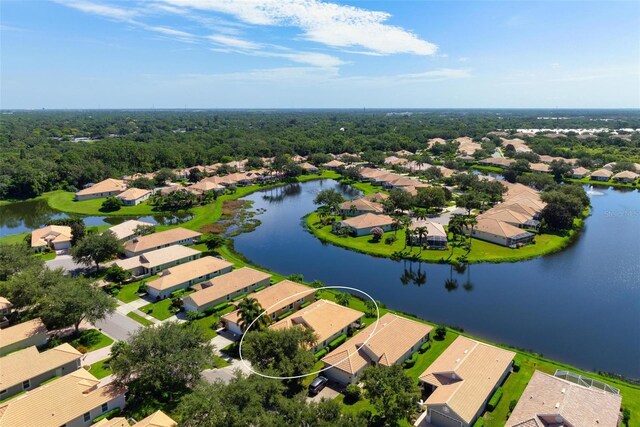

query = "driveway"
[
  {"left": 45, "top": 255, "right": 91, "bottom": 275},
  {"left": 307, "top": 382, "right": 341, "bottom": 403},
  {"left": 428, "top": 207, "right": 466, "bottom": 226},
  {"left": 202, "top": 358, "right": 253, "bottom": 384},
  {"left": 94, "top": 311, "right": 141, "bottom": 341}
]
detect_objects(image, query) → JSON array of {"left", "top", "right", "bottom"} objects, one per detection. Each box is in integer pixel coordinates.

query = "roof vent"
[
  {"left": 555, "top": 403, "right": 560, "bottom": 409},
  {"left": 464, "top": 350, "right": 468, "bottom": 354},
  {"left": 561, "top": 388, "right": 566, "bottom": 394}
]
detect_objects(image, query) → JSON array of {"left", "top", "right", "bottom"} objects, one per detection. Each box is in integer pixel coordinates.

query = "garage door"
[{"left": 430, "top": 410, "right": 463, "bottom": 427}]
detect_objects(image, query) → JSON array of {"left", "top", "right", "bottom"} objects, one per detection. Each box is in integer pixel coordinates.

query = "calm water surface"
[
  {"left": 0, "top": 199, "right": 192, "bottom": 236},
  {"left": 234, "top": 180, "right": 640, "bottom": 377}
]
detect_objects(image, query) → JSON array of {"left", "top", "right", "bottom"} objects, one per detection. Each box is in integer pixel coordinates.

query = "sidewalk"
[{"left": 81, "top": 344, "right": 112, "bottom": 366}]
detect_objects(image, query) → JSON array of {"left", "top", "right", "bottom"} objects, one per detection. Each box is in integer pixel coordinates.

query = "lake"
[
  {"left": 0, "top": 199, "right": 192, "bottom": 236},
  {"left": 234, "top": 180, "right": 640, "bottom": 378}
]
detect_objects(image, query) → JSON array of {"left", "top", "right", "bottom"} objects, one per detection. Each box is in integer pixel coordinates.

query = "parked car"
[{"left": 308, "top": 376, "right": 329, "bottom": 396}]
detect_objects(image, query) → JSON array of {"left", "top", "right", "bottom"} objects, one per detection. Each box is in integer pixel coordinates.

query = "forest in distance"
[{"left": 1, "top": 109, "right": 639, "bottom": 199}]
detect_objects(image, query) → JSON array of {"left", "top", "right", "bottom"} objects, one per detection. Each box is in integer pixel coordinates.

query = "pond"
[
  {"left": 234, "top": 180, "right": 640, "bottom": 378},
  {"left": 0, "top": 199, "right": 193, "bottom": 236}
]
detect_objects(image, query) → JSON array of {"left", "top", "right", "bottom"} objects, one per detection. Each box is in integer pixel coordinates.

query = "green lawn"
[
  {"left": 55, "top": 329, "right": 114, "bottom": 353},
  {"left": 566, "top": 176, "right": 638, "bottom": 189},
  {"left": 403, "top": 333, "right": 459, "bottom": 381},
  {"left": 192, "top": 306, "right": 235, "bottom": 340},
  {"left": 43, "top": 190, "right": 161, "bottom": 216},
  {"left": 140, "top": 298, "right": 179, "bottom": 321},
  {"left": 35, "top": 251, "right": 56, "bottom": 261},
  {"left": 306, "top": 212, "right": 577, "bottom": 264},
  {"left": 88, "top": 359, "right": 113, "bottom": 379},
  {"left": 115, "top": 276, "right": 157, "bottom": 303},
  {"left": 0, "top": 232, "right": 29, "bottom": 245},
  {"left": 127, "top": 311, "right": 155, "bottom": 326}
]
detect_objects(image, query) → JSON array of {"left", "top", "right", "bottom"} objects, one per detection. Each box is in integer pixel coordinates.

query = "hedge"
[
  {"left": 254, "top": 285, "right": 266, "bottom": 292},
  {"left": 328, "top": 333, "right": 347, "bottom": 350},
  {"left": 232, "top": 293, "right": 247, "bottom": 302},
  {"left": 300, "top": 301, "right": 312, "bottom": 308},
  {"left": 213, "top": 302, "right": 230, "bottom": 312},
  {"left": 419, "top": 341, "right": 431, "bottom": 353},
  {"left": 512, "top": 360, "right": 521, "bottom": 372},
  {"left": 487, "top": 387, "right": 503, "bottom": 412},
  {"left": 93, "top": 408, "right": 121, "bottom": 423},
  {"left": 314, "top": 348, "right": 328, "bottom": 360},
  {"left": 277, "top": 310, "right": 293, "bottom": 321},
  {"left": 403, "top": 351, "right": 419, "bottom": 369},
  {"left": 472, "top": 417, "right": 485, "bottom": 427}
]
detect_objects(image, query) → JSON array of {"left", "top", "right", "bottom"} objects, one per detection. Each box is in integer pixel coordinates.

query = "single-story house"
[
  {"left": 362, "top": 192, "right": 389, "bottom": 203},
  {"left": 501, "top": 137, "right": 532, "bottom": 153},
  {"left": 31, "top": 225, "right": 72, "bottom": 252},
  {"left": 322, "top": 160, "right": 346, "bottom": 169},
  {"left": 109, "top": 245, "right": 201, "bottom": 277},
  {"left": 358, "top": 167, "right": 389, "bottom": 182},
  {"left": 333, "top": 213, "right": 395, "bottom": 237},
  {"left": 478, "top": 157, "right": 515, "bottom": 168},
  {"left": 480, "top": 208, "right": 540, "bottom": 230},
  {"left": 589, "top": 169, "right": 613, "bottom": 181},
  {"left": 94, "top": 410, "right": 176, "bottom": 427},
  {"left": 146, "top": 256, "right": 233, "bottom": 299},
  {"left": 123, "top": 228, "right": 202, "bottom": 257},
  {"left": 75, "top": 178, "right": 126, "bottom": 201},
  {"left": 183, "top": 267, "right": 272, "bottom": 313},
  {"left": 0, "top": 343, "right": 82, "bottom": 400},
  {"left": 270, "top": 299, "right": 364, "bottom": 353},
  {"left": 0, "top": 318, "right": 48, "bottom": 357},
  {"left": 221, "top": 280, "right": 316, "bottom": 335},
  {"left": 396, "top": 149, "right": 414, "bottom": 157},
  {"left": 415, "top": 336, "right": 515, "bottom": 427},
  {"left": 384, "top": 156, "right": 409, "bottom": 166},
  {"left": 116, "top": 188, "right": 151, "bottom": 206},
  {"left": 322, "top": 313, "right": 432, "bottom": 385},
  {"left": 464, "top": 217, "right": 535, "bottom": 248},
  {"left": 0, "top": 297, "right": 12, "bottom": 327},
  {"left": 105, "top": 219, "right": 154, "bottom": 242},
  {"left": 497, "top": 202, "right": 540, "bottom": 219},
  {"left": 529, "top": 163, "right": 551, "bottom": 173},
  {"left": 427, "top": 137, "right": 447, "bottom": 148},
  {"left": 408, "top": 220, "right": 448, "bottom": 248},
  {"left": 603, "top": 162, "right": 640, "bottom": 172},
  {"left": 186, "top": 179, "right": 226, "bottom": 195},
  {"left": 456, "top": 139, "right": 482, "bottom": 156},
  {"left": 506, "top": 370, "right": 622, "bottom": 427},
  {"left": 291, "top": 155, "right": 306, "bottom": 163},
  {"left": 299, "top": 162, "right": 319, "bottom": 174},
  {"left": 613, "top": 170, "right": 639, "bottom": 183},
  {"left": 0, "top": 369, "right": 126, "bottom": 427},
  {"left": 571, "top": 166, "right": 590, "bottom": 179},
  {"left": 338, "top": 198, "right": 384, "bottom": 217}
]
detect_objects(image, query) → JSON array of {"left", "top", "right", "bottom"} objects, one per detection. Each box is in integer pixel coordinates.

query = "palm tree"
[
  {"left": 448, "top": 215, "right": 464, "bottom": 242},
  {"left": 462, "top": 215, "right": 478, "bottom": 253},
  {"left": 405, "top": 228, "right": 416, "bottom": 250},
  {"left": 413, "top": 207, "right": 428, "bottom": 222},
  {"left": 335, "top": 292, "right": 351, "bottom": 307},
  {"left": 415, "top": 226, "right": 429, "bottom": 253},
  {"left": 238, "top": 297, "right": 269, "bottom": 332},
  {"left": 391, "top": 212, "right": 403, "bottom": 236}
]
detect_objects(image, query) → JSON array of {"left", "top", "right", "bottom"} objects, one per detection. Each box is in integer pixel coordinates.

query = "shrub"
[
  {"left": 512, "top": 360, "right": 521, "bottom": 372},
  {"left": 419, "top": 341, "right": 431, "bottom": 353},
  {"left": 328, "top": 333, "right": 347, "bottom": 350},
  {"left": 403, "top": 358, "right": 415, "bottom": 369},
  {"left": 171, "top": 289, "right": 187, "bottom": 299},
  {"left": 254, "top": 285, "right": 266, "bottom": 292},
  {"left": 93, "top": 408, "right": 121, "bottom": 423},
  {"left": 101, "top": 197, "right": 122, "bottom": 212},
  {"left": 314, "top": 348, "right": 328, "bottom": 360},
  {"left": 213, "top": 302, "right": 230, "bottom": 312},
  {"left": 300, "top": 301, "right": 312, "bottom": 308},
  {"left": 75, "top": 345, "right": 89, "bottom": 354},
  {"left": 104, "top": 265, "right": 132, "bottom": 284},
  {"left": 472, "top": 417, "right": 485, "bottom": 427},
  {"left": 434, "top": 325, "right": 447, "bottom": 341},
  {"left": 486, "top": 387, "right": 503, "bottom": 412},
  {"left": 232, "top": 293, "right": 247, "bottom": 302},
  {"left": 622, "top": 408, "right": 631, "bottom": 426},
  {"left": 384, "top": 235, "right": 397, "bottom": 245},
  {"left": 277, "top": 310, "right": 293, "bottom": 321},
  {"left": 509, "top": 399, "right": 517, "bottom": 412},
  {"left": 344, "top": 384, "right": 361, "bottom": 403},
  {"left": 186, "top": 310, "right": 204, "bottom": 321}
]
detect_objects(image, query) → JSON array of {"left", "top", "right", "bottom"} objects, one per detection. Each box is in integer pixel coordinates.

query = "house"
[
  {"left": 480, "top": 208, "right": 540, "bottom": 230},
  {"left": 75, "top": 179, "right": 126, "bottom": 201},
  {"left": 0, "top": 369, "right": 126, "bottom": 427},
  {"left": 589, "top": 169, "right": 613, "bottom": 181},
  {"left": 571, "top": 166, "right": 590, "bottom": 179},
  {"left": 105, "top": 220, "right": 154, "bottom": 242},
  {"left": 270, "top": 299, "right": 364, "bottom": 352},
  {"left": 93, "top": 410, "right": 176, "bottom": 427},
  {"left": 116, "top": 188, "right": 151, "bottom": 206},
  {"left": 338, "top": 198, "right": 384, "bottom": 216},
  {"left": 123, "top": 228, "right": 202, "bottom": 257},
  {"left": 0, "top": 318, "right": 48, "bottom": 357},
  {"left": 109, "top": 245, "right": 201, "bottom": 277},
  {"left": 415, "top": 336, "right": 515, "bottom": 427},
  {"left": 0, "top": 297, "right": 12, "bottom": 328},
  {"left": 299, "top": 162, "right": 319, "bottom": 174},
  {"left": 465, "top": 217, "right": 535, "bottom": 248},
  {"left": 0, "top": 343, "right": 82, "bottom": 400},
  {"left": 501, "top": 137, "right": 532, "bottom": 153},
  {"left": 183, "top": 267, "right": 272, "bottom": 313},
  {"left": 529, "top": 163, "right": 551, "bottom": 173},
  {"left": 384, "top": 156, "right": 409, "bottom": 166},
  {"left": 334, "top": 213, "right": 395, "bottom": 237},
  {"left": 146, "top": 256, "right": 233, "bottom": 299},
  {"left": 362, "top": 192, "right": 389, "bottom": 203},
  {"left": 396, "top": 149, "right": 413, "bottom": 157},
  {"left": 427, "top": 137, "right": 447, "bottom": 148},
  {"left": 31, "top": 225, "right": 73, "bottom": 252},
  {"left": 358, "top": 167, "right": 388, "bottom": 182},
  {"left": 322, "top": 160, "right": 346, "bottom": 169},
  {"left": 506, "top": 370, "right": 622, "bottom": 427},
  {"left": 322, "top": 313, "right": 432, "bottom": 385},
  {"left": 408, "top": 220, "right": 448, "bottom": 248},
  {"left": 478, "top": 157, "right": 515, "bottom": 168},
  {"left": 455, "top": 138, "right": 482, "bottom": 156},
  {"left": 186, "top": 179, "right": 225, "bottom": 195},
  {"left": 613, "top": 170, "right": 639, "bottom": 183},
  {"left": 221, "top": 280, "right": 316, "bottom": 335}
]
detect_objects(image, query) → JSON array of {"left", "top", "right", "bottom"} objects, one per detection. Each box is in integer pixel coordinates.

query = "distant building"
[
  {"left": 123, "top": 228, "right": 201, "bottom": 257},
  {"left": 105, "top": 219, "right": 154, "bottom": 242},
  {"left": 115, "top": 188, "right": 151, "bottom": 206},
  {"left": 75, "top": 179, "right": 126, "bottom": 201}
]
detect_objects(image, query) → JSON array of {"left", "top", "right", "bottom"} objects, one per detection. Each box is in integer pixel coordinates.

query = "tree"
[
  {"left": 313, "top": 189, "right": 345, "bottom": 212},
  {"left": 550, "top": 160, "right": 573, "bottom": 183},
  {"left": 434, "top": 325, "right": 447, "bottom": 340},
  {"left": 110, "top": 321, "right": 213, "bottom": 400},
  {"left": 335, "top": 291, "right": 351, "bottom": 307},
  {"left": 133, "top": 223, "right": 155, "bottom": 236},
  {"left": 238, "top": 297, "right": 269, "bottom": 332},
  {"left": 188, "top": 167, "right": 206, "bottom": 183},
  {"left": 0, "top": 264, "right": 64, "bottom": 311},
  {"left": 364, "top": 299, "right": 377, "bottom": 317},
  {"left": 104, "top": 265, "right": 132, "bottom": 284},
  {"left": 361, "top": 365, "right": 419, "bottom": 426},
  {"left": 540, "top": 204, "right": 574, "bottom": 230},
  {"left": 101, "top": 196, "right": 122, "bottom": 212},
  {"left": 72, "top": 232, "right": 122, "bottom": 271},
  {"left": 39, "top": 278, "right": 117, "bottom": 333},
  {"left": 457, "top": 193, "right": 482, "bottom": 215},
  {"left": 204, "top": 233, "right": 226, "bottom": 252},
  {"left": 423, "top": 166, "right": 443, "bottom": 181},
  {"left": 371, "top": 227, "right": 384, "bottom": 242},
  {"left": 129, "top": 177, "right": 155, "bottom": 189},
  {"left": 388, "top": 188, "right": 414, "bottom": 211},
  {"left": 415, "top": 187, "right": 446, "bottom": 211},
  {"left": 448, "top": 215, "right": 465, "bottom": 241},
  {"left": 154, "top": 168, "right": 176, "bottom": 186},
  {"left": 0, "top": 243, "right": 43, "bottom": 281}
]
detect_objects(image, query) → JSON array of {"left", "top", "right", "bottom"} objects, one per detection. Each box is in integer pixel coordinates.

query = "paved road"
[
  {"left": 94, "top": 311, "right": 141, "bottom": 341},
  {"left": 428, "top": 207, "right": 466, "bottom": 226},
  {"left": 45, "top": 255, "right": 91, "bottom": 275}
]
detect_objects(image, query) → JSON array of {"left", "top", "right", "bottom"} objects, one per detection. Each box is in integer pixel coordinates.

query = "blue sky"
[{"left": 1, "top": 0, "right": 639, "bottom": 108}]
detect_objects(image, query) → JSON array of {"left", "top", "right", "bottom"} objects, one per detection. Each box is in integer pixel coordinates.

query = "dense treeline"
[{"left": 1, "top": 110, "right": 638, "bottom": 198}]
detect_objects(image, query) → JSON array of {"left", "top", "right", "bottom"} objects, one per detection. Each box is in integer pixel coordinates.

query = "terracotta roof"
[
  {"left": 270, "top": 300, "right": 363, "bottom": 346},
  {"left": 146, "top": 256, "right": 233, "bottom": 292},
  {"left": 613, "top": 170, "right": 639, "bottom": 180},
  {"left": 106, "top": 220, "right": 154, "bottom": 241},
  {"left": 496, "top": 202, "right": 538, "bottom": 218},
  {"left": 123, "top": 228, "right": 201, "bottom": 254},
  {"left": 323, "top": 160, "right": 346, "bottom": 168},
  {"left": 0, "top": 369, "right": 125, "bottom": 427},
  {"left": 75, "top": 179, "right": 126, "bottom": 197},
  {"left": 419, "top": 336, "right": 515, "bottom": 424},
  {"left": 299, "top": 162, "right": 318, "bottom": 170},
  {"left": 359, "top": 168, "right": 388, "bottom": 179},
  {"left": 506, "top": 371, "right": 621, "bottom": 427},
  {"left": 409, "top": 220, "right": 447, "bottom": 237},
  {"left": 184, "top": 267, "right": 271, "bottom": 308},
  {"left": 471, "top": 217, "right": 534, "bottom": 238},
  {"left": 31, "top": 225, "right": 72, "bottom": 248},
  {"left": 0, "top": 344, "right": 81, "bottom": 390},
  {"left": 116, "top": 188, "right": 151, "bottom": 202},
  {"left": 0, "top": 297, "right": 12, "bottom": 311},
  {"left": 322, "top": 313, "right": 431, "bottom": 375},
  {"left": 571, "top": 167, "right": 590, "bottom": 176},
  {"left": 339, "top": 198, "right": 384, "bottom": 214},
  {"left": 340, "top": 213, "right": 394, "bottom": 230},
  {"left": 92, "top": 417, "right": 129, "bottom": 427},
  {"left": 384, "top": 156, "right": 409, "bottom": 166},
  {"left": 479, "top": 157, "right": 515, "bottom": 167},
  {"left": 362, "top": 192, "right": 389, "bottom": 202},
  {"left": 529, "top": 163, "right": 551, "bottom": 173},
  {"left": 112, "top": 245, "right": 200, "bottom": 271},
  {"left": 0, "top": 319, "right": 47, "bottom": 350},
  {"left": 457, "top": 139, "right": 482, "bottom": 155},
  {"left": 187, "top": 179, "right": 225, "bottom": 193},
  {"left": 427, "top": 138, "right": 447, "bottom": 147},
  {"left": 480, "top": 208, "right": 532, "bottom": 224},
  {"left": 132, "top": 410, "right": 177, "bottom": 427},
  {"left": 590, "top": 169, "right": 613, "bottom": 178},
  {"left": 388, "top": 177, "right": 424, "bottom": 188}
]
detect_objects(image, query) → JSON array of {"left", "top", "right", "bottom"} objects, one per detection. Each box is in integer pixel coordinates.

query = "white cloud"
[
  {"left": 207, "top": 34, "right": 261, "bottom": 50},
  {"left": 54, "top": 0, "right": 137, "bottom": 20},
  {"left": 163, "top": 0, "right": 437, "bottom": 55},
  {"left": 143, "top": 25, "right": 194, "bottom": 38}
]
